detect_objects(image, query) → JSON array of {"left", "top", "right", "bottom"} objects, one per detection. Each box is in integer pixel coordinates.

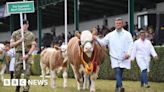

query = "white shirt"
[
  {"left": 131, "top": 38, "right": 157, "bottom": 72},
  {"left": 97, "top": 28, "right": 133, "bottom": 69}
]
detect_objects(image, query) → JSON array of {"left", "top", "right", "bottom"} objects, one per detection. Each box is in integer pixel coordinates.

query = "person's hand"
[
  {"left": 154, "top": 56, "right": 159, "bottom": 61},
  {"left": 22, "top": 54, "right": 29, "bottom": 61},
  {"left": 124, "top": 54, "right": 130, "bottom": 60},
  {"left": 18, "top": 37, "right": 24, "bottom": 43},
  {"left": 93, "top": 35, "right": 97, "bottom": 40}
]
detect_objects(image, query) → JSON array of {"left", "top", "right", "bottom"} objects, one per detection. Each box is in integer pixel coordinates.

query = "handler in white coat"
[
  {"left": 131, "top": 31, "right": 158, "bottom": 88},
  {"left": 94, "top": 18, "right": 133, "bottom": 92}
]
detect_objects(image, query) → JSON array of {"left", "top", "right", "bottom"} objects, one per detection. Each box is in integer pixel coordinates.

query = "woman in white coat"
[{"left": 131, "top": 31, "right": 158, "bottom": 88}]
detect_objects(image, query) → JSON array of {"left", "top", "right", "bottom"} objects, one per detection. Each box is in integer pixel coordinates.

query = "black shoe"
[
  {"left": 144, "top": 84, "right": 150, "bottom": 88},
  {"left": 23, "top": 91, "right": 28, "bottom": 92},
  {"left": 141, "top": 84, "right": 150, "bottom": 88},
  {"left": 15, "top": 86, "right": 20, "bottom": 92},
  {"left": 120, "top": 87, "right": 125, "bottom": 92},
  {"left": 115, "top": 87, "right": 125, "bottom": 92},
  {"left": 141, "top": 84, "right": 143, "bottom": 87}
]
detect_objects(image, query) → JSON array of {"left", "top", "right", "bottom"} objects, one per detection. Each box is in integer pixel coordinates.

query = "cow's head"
[{"left": 80, "top": 30, "right": 94, "bottom": 58}]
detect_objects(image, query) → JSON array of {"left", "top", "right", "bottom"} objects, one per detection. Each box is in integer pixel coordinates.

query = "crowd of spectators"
[{"left": 41, "top": 22, "right": 156, "bottom": 48}]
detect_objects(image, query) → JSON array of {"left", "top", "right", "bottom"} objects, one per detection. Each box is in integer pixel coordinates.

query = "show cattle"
[
  {"left": 67, "top": 30, "right": 108, "bottom": 92},
  {"left": 40, "top": 44, "right": 68, "bottom": 88}
]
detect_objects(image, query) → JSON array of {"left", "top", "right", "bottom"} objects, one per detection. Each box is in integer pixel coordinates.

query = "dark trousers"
[
  {"left": 114, "top": 67, "right": 124, "bottom": 88},
  {"left": 10, "top": 71, "right": 14, "bottom": 79},
  {"left": 141, "top": 69, "right": 148, "bottom": 86}
]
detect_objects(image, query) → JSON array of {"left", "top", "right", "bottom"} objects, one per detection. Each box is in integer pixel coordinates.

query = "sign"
[{"left": 7, "top": 1, "right": 34, "bottom": 14}]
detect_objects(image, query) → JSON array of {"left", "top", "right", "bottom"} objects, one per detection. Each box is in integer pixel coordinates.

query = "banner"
[
  {"left": 0, "top": 4, "right": 10, "bottom": 18},
  {"left": 0, "top": 5, "right": 5, "bottom": 18}
]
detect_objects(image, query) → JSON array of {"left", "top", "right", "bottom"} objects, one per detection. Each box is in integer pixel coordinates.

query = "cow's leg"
[
  {"left": 46, "top": 67, "right": 50, "bottom": 75},
  {"left": 40, "top": 63, "right": 46, "bottom": 86},
  {"left": 83, "top": 73, "right": 89, "bottom": 90},
  {"left": 71, "top": 64, "right": 82, "bottom": 91},
  {"left": 0, "top": 64, "right": 6, "bottom": 82},
  {"left": 50, "top": 70, "right": 56, "bottom": 88},
  {"left": 90, "top": 66, "right": 100, "bottom": 92},
  {"left": 62, "top": 67, "right": 68, "bottom": 88}
]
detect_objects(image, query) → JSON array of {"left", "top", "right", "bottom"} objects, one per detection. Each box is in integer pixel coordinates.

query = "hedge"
[
  {"left": 31, "top": 47, "right": 164, "bottom": 82},
  {"left": 31, "top": 55, "right": 41, "bottom": 75},
  {"left": 98, "top": 46, "right": 164, "bottom": 82}
]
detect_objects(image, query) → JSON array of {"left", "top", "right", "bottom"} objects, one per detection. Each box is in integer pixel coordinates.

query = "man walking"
[
  {"left": 94, "top": 18, "right": 133, "bottom": 92},
  {"left": 131, "top": 30, "right": 158, "bottom": 88},
  {"left": 10, "top": 20, "right": 36, "bottom": 92}
]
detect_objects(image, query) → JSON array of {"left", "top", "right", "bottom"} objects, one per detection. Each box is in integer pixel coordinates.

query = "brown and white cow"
[
  {"left": 0, "top": 43, "right": 10, "bottom": 82},
  {"left": 0, "top": 43, "right": 6, "bottom": 82},
  {"left": 40, "top": 44, "right": 68, "bottom": 88},
  {"left": 67, "top": 30, "right": 108, "bottom": 92}
]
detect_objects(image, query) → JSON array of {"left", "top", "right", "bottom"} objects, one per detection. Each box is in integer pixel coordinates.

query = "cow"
[
  {"left": 40, "top": 44, "right": 68, "bottom": 88},
  {"left": 0, "top": 43, "right": 10, "bottom": 82},
  {"left": 67, "top": 30, "right": 108, "bottom": 92}
]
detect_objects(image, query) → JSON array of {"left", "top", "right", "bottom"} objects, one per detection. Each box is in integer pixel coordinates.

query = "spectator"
[
  {"left": 123, "top": 21, "right": 128, "bottom": 31},
  {"left": 7, "top": 47, "right": 15, "bottom": 79},
  {"left": 42, "top": 33, "right": 53, "bottom": 47},
  {"left": 133, "top": 25, "right": 139, "bottom": 40}
]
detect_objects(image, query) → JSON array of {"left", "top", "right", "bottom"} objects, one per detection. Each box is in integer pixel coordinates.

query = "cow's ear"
[
  {"left": 54, "top": 46, "right": 61, "bottom": 50},
  {"left": 75, "top": 31, "right": 81, "bottom": 39}
]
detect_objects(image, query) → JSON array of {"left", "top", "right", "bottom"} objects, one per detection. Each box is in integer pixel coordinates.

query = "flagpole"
[
  {"left": 64, "top": 0, "right": 68, "bottom": 44},
  {"left": 20, "top": 13, "right": 26, "bottom": 70}
]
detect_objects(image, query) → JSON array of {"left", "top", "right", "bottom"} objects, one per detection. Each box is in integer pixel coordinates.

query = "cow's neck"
[
  {"left": 83, "top": 51, "right": 95, "bottom": 63},
  {"left": 85, "top": 52, "right": 92, "bottom": 58}
]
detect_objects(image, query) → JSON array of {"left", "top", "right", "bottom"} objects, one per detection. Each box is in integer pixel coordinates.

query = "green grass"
[{"left": 0, "top": 74, "right": 164, "bottom": 92}]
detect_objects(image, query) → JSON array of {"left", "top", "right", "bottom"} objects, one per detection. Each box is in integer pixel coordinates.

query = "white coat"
[
  {"left": 7, "top": 48, "right": 15, "bottom": 71},
  {"left": 97, "top": 28, "right": 133, "bottom": 69},
  {"left": 131, "top": 38, "right": 157, "bottom": 72}
]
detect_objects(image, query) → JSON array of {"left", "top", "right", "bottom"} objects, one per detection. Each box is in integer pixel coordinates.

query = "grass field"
[{"left": 0, "top": 74, "right": 164, "bottom": 92}]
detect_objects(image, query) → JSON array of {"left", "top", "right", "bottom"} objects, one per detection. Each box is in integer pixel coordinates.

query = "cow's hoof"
[
  {"left": 83, "top": 87, "right": 89, "bottom": 90},
  {"left": 51, "top": 86, "right": 56, "bottom": 89},
  {"left": 63, "top": 86, "right": 67, "bottom": 88},
  {"left": 63, "top": 83, "right": 67, "bottom": 88},
  {"left": 90, "top": 89, "right": 95, "bottom": 92},
  {"left": 51, "top": 85, "right": 56, "bottom": 89},
  {"left": 77, "top": 86, "right": 81, "bottom": 91},
  {"left": 42, "top": 83, "right": 45, "bottom": 86},
  {"left": 77, "top": 88, "right": 81, "bottom": 91},
  {"left": 78, "top": 88, "right": 84, "bottom": 91},
  {"left": 79, "top": 89, "right": 85, "bottom": 92}
]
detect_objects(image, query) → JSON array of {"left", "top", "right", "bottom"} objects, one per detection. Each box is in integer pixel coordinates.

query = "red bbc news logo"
[{"left": 3, "top": 79, "right": 27, "bottom": 86}]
